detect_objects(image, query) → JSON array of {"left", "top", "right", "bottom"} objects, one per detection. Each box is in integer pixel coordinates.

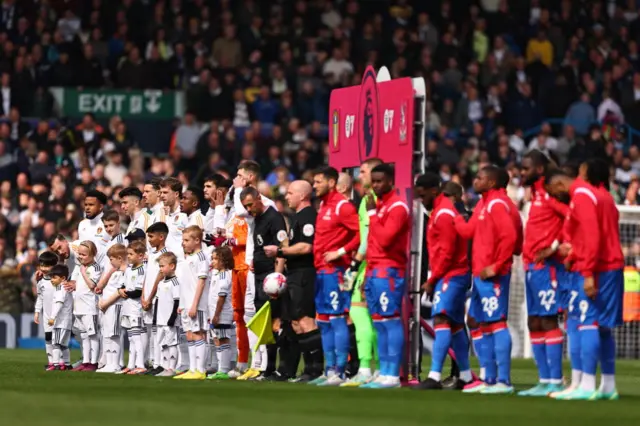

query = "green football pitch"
[{"left": 1, "top": 350, "right": 639, "bottom": 426}]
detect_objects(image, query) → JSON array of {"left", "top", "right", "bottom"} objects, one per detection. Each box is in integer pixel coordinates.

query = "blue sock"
[
  {"left": 384, "top": 317, "right": 404, "bottom": 377},
  {"left": 580, "top": 327, "right": 600, "bottom": 376},
  {"left": 599, "top": 328, "right": 616, "bottom": 375},
  {"left": 530, "top": 331, "right": 549, "bottom": 383},
  {"left": 545, "top": 328, "right": 564, "bottom": 383},
  {"left": 330, "top": 316, "right": 349, "bottom": 377},
  {"left": 482, "top": 328, "right": 497, "bottom": 385},
  {"left": 493, "top": 324, "right": 512, "bottom": 385},
  {"left": 317, "top": 320, "right": 335, "bottom": 375},
  {"left": 451, "top": 328, "right": 471, "bottom": 373},
  {"left": 430, "top": 324, "right": 452, "bottom": 375},
  {"left": 567, "top": 318, "right": 582, "bottom": 371},
  {"left": 373, "top": 320, "right": 388, "bottom": 375}
]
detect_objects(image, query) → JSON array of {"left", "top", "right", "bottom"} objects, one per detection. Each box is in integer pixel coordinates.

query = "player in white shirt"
[
  {"left": 143, "top": 177, "right": 166, "bottom": 224},
  {"left": 103, "top": 210, "right": 127, "bottom": 249},
  {"left": 160, "top": 177, "right": 188, "bottom": 258},
  {"left": 118, "top": 240, "right": 147, "bottom": 375},
  {"left": 78, "top": 190, "right": 111, "bottom": 259},
  {"left": 206, "top": 246, "right": 235, "bottom": 380},
  {"left": 48, "top": 265, "right": 74, "bottom": 370},
  {"left": 95, "top": 243, "right": 128, "bottom": 373},
  {"left": 233, "top": 160, "right": 275, "bottom": 380},
  {"left": 70, "top": 240, "right": 103, "bottom": 371},
  {"left": 175, "top": 225, "right": 210, "bottom": 380},
  {"left": 35, "top": 251, "right": 60, "bottom": 370},
  {"left": 120, "top": 186, "right": 152, "bottom": 237},
  {"left": 181, "top": 186, "right": 206, "bottom": 230},
  {"left": 154, "top": 252, "right": 181, "bottom": 377},
  {"left": 142, "top": 222, "right": 170, "bottom": 374},
  {"left": 203, "top": 174, "right": 227, "bottom": 235}
]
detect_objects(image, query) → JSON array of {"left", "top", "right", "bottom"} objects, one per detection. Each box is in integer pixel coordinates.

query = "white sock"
[
  {"left": 480, "top": 367, "right": 486, "bottom": 381},
  {"left": 258, "top": 345, "right": 268, "bottom": 371},
  {"left": 599, "top": 374, "right": 616, "bottom": 393},
  {"left": 62, "top": 347, "right": 70, "bottom": 363},
  {"left": 127, "top": 334, "right": 137, "bottom": 369},
  {"left": 229, "top": 330, "right": 238, "bottom": 364},
  {"left": 110, "top": 337, "right": 121, "bottom": 367},
  {"left": 248, "top": 329, "right": 260, "bottom": 369},
  {"left": 571, "top": 369, "right": 582, "bottom": 388},
  {"left": 205, "top": 339, "right": 213, "bottom": 370},
  {"left": 358, "top": 367, "right": 372, "bottom": 377},
  {"left": 217, "top": 343, "right": 232, "bottom": 373},
  {"left": 119, "top": 334, "right": 125, "bottom": 367},
  {"left": 428, "top": 371, "right": 442, "bottom": 381},
  {"left": 153, "top": 328, "right": 161, "bottom": 368},
  {"left": 141, "top": 329, "right": 149, "bottom": 366},
  {"left": 580, "top": 373, "right": 596, "bottom": 392},
  {"left": 161, "top": 347, "right": 169, "bottom": 369},
  {"left": 195, "top": 339, "right": 206, "bottom": 373},
  {"left": 45, "top": 342, "right": 53, "bottom": 364},
  {"left": 82, "top": 335, "right": 91, "bottom": 363},
  {"left": 52, "top": 346, "right": 61, "bottom": 364},
  {"left": 209, "top": 337, "right": 219, "bottom": 371},
  {"left": 133, "top": 334, "right": 145, "bottom": 368},
  {"left": 178, "top": 330, "right": 188, "bottom": 369},
  {"left": 89, "top": 335, "right": 100, "bottom": 364},
  {"left": 168, "top": 345, "right": 178, "bottom": 370},
  {"left": 460, "top": 370, "right": 473, "bottom": 383},
  {"left": 99, "top": 335, "right": 107, "bottom": 366},
  {"left": 188, "top": 341, "right": 197, "bottom": 372}
]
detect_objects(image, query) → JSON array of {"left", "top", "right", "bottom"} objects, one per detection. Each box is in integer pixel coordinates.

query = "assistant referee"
[{"left": 265, "top": 180, "right": 324, "bottom": 382}]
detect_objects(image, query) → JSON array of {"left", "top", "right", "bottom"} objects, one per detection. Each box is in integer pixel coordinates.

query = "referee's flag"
[{"left": 246, "top": 302, "right": 275, "bottom": 350}]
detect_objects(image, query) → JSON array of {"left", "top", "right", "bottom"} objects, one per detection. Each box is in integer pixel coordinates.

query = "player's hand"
[
  {"left": 343, "top": 268, "right": 357, "bottom": 291},
  {"left": 80, "top": 265, "right": 87, "bottom": 274},
  {"left": 188, "top": 306, "right": 197, "bottom": 318},
  {"left": 64, "top": 281, "right": 76, "bottom": 293},
  {"left": 272, "top": 318, "right": 281, "bottom": 333},
  {"left": 324, "top": 250, "right": 342, "bottom": 263},
  {"left": 421, "top": 279, "right": 434, "bottom": 296},
  {"left": 118, "top": 288, "right": 127, "bottom": 298},
  {"left": 34, "top": 313, "right": 40, "bottom": 324},
  {"left": 263, "top": 245, "right": 278, "bottom": 258},
  {"left": 558, "top": 243, "right": 572, "bottom": 257},
  {"left": 224, "top": 238, "right": 237, "bottom": 247},
  {"left": 233, "top": 175, "right": 247, "bottom": 189},
  {"left": 212, "top": 314, "right": 220, "bottom": 326},
  {"left": 364, "top": 193, "right": 376, "bottom": 211},
  {"left": 213, "top": 189, "right": 225, "bottom": 207},
  {"left": 177, "top": 307, "right": 183, "bottom": 314},
  {"left": 94, "top": 286, "right": 103, "bottom": 295},
  {"left": 249, "top": 261, "right": 254, "bottom": 272},
  {"left": 584, "top": 276, "right": 597, "bottom": 299},
  {"left": 47, "top": 319, "right": 54, "bottom": 326},
  {"left": 479, "top": 265, "right": 496, "bottom": 280},
  {"left": 534, "top": 247, "right": 554, "bottom": 263},
  {"left": 35, "top": 270, "right": 44, "bottom": 281}
]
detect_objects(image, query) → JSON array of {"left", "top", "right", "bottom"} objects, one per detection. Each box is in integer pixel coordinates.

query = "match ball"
[{"left": 263, "top": 272, "right": 287, "bottom": 298}]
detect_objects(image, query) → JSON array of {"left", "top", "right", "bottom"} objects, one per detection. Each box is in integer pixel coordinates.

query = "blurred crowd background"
[{"left": 3, "top": 0, "right": 640, "bottom": 313}]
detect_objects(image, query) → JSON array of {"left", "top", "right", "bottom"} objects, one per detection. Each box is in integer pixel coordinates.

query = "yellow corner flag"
[{"left": 246, "top": 302, "right": 275, "bottom": 350}]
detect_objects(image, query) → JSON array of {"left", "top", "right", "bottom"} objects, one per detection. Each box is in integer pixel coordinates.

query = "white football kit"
[
  {"left": 78, "top": 212, "right": 111, "bottom": 258},
  {"left": 166, "top": 206, "right": 188, "bottom": 258},
  {"left": 156, "top": 275, "right": 181, "bottom": 347},
  {"left": 121, "top": 264, "right": 146, "bottom": 329},
  {"left": 209, "top": 270, "right": 234, "bottom": 339},
  {"left": 142, "top": 247, "right": 168, "bottom": 325},
  {"left": 71, "top": 261, "right": 103, "bottom": 336},
  {"left": 177, "top": 251, "right": 210, "bottom": 332},
  {"left": 102, "top": 270, "right": 125, "bottom": 338},
  {"left": 35, "top": 276, "right": 55, "bottom": 333},
  {"left": 51, "top": 285, "right": 74, "bottom": 346}
]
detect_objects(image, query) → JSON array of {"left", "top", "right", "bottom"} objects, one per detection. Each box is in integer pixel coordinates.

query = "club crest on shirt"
[
  {"left": 302, "top": 224, "right": 314, "bottom": 237},
  {"left": 97, "top": 227, "right": 103, "bottom": 234},
  {"left": 277, "top": 230, "right": 287, "bottom": 242}
]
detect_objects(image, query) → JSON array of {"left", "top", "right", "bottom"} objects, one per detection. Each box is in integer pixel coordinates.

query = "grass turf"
[{"left": 1, "top": 350, "right": 639, "bottom": 426}]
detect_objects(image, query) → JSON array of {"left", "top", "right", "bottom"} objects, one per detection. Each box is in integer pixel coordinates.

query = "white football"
[{"left": 263, "top": 272, "right": 287, "bottom": 297}]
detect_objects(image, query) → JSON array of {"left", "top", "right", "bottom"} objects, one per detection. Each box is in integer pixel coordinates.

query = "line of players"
[{"left": 415, "top": 152, "right": 623, "bottom": 399}]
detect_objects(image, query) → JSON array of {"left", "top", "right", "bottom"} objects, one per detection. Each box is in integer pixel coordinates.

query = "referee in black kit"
[
  {"left": 264, "top": 180, "right": 324, "bottom": 382},
  {"left": 239, "top": 186, "right": 288, "bottom": 381}
]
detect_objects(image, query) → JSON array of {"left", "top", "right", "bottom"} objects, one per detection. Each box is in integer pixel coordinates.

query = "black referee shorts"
[{"left": 282, "top": 267, "right": 316, "bottom": 321}]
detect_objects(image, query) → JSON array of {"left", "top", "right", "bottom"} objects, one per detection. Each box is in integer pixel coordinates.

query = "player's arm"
[
  {"left": 190, "top": 257, "right": 210, "bottom": 314},
  {"left": 212, "top": 272, "right": 231, "bottom": 324},
  {"left": 50, "top": 288, "right": 64, "bottom": 322},
  {"left": 148, "top": 273, "right": 163, "bottom": 301},
  {"left": 355, "top": 200, "right": 370, "bottom": 261},
  {"left": 233, "top": 188, "right": 250, "bottom": 218},
  {"left": 281, "top": 219, "right": 313, "bottom": 256},
  {"left": 95, "top": 267, "right": 115, "bottom": 292},
  {"left": 168, "top": 278, "right": 180, "bottom": 326},
  {"left": 99, "top": 292, "right": 121, "bottom": 312},
  {"left": 33, "top": 283, "right": 42, "bottom": 323},
  {"left": 80, "top": 266, "right": 97, "bottom": 291},
  {"left": 453, "top": 209, "right": 478, "bottom": 239},
  {"left": 428, "top": 213, "right": 458, "bottom": 286},
  {"left": 367, "top": 202, "right": 409, "bottom": 249},
  {"left": 487, "top": 202, "right": 517, "bottom": 275},
  {"left": 273, "top": 214, "right": 288, "bottom": 273},
  {"left": 123, "top": 272, "right": 144, "bottom": 299},
  {"left": 572, "top": 193, "right": 600, "bottom": 277},
  {"left": 339, "top": 202, "right": 361, "bottom": 254}
]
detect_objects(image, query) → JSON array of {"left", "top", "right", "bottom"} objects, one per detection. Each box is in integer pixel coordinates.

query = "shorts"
[
  {"left": 102, "top": 305, "right": 122, "bottom": 338},
  {"left": 525, "top": 262, "right": 561, "bottom": 317},
  {"left": 471, "top": 274, "right": 511, "bottom": 323},
  {"left": 210, "top": 323, "right": 233, "bottom": 339},
  {"left": 74, "top": 314, "right": 98, "bottom": 336},
  {"left": 52, "top": 328, "right": 71, "bottom": 347},
  {"left": 42, "top": 320, "right": 53, "bottom": 334},
  {"left": 432, "top": 274, "right": 471, "bottom": 324},
  {"left": 575, "top": 269, "right": 624, "bottom": 328},
  {"left": 180, "top": 309, "right": 207, "bottom": 332},
  {"left": 121, "top": 315, "right": 142, "bottom": 329},
  {"left": 563, "top": 271, "right": 581, "bottom": 320},
  {"left": 283, "top": 267, "right": 316, "bottom": 320},
  {"left": 364, "top": 267, "right": 406, "bottom": 318},
  {"left": 315, "top": 267, "right": 350, "bottom": 315},
  {"left": 157, "top": 325, "right": 178, "bottom": 347},
  {"left": 557, "top": 268, "right": 575, "bottom": 314}
]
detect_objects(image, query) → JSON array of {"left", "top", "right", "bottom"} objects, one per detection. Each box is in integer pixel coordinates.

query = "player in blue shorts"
[{"left": 414, "top": 176, "right": 473, "bottom": 390}]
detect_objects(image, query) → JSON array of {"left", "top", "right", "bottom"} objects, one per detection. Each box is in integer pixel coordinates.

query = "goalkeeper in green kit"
[{"left": 340, "top": 158, "right": 382, "bottom": 387}]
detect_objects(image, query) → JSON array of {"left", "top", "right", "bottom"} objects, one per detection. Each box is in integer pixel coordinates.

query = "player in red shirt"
[
  {"left": 310, "top": 167, "right": 360, "bottom": 386},
  {"left": 546, "top": 163, "right": 624, "bottom": 401},
  {"left": 414, "top": 173, "right": 473, "bottom": 390},
  {"left": 360, "top": 164, "right": 410, "bottom": 389},
  {"left": 460, "top": 165, "right": 518, "bottom": 395},
  {"left": 518, "top": 150, "right": 569, "bottom": 396}
]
